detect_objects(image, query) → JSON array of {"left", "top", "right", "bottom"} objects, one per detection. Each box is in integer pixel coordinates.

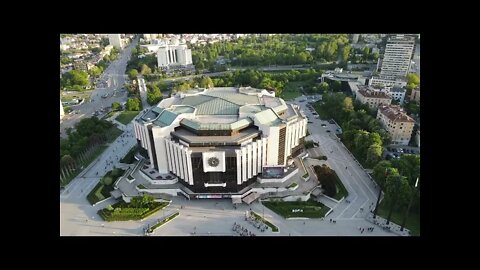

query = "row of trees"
[
  {"left": 60, "top": 117, "right": 117, "bottom": 186},
  {"left": 171, "top": 69, "right": 324, "bottom": 97},
  {"left": 372, "top": 155, "right": 420, "bottom": 222},
  {"left": 60, "top": 117, "right": 115, "bottom": 159},
  {"left": 315, "top": 92, "right": 390, "bottom": 168}
]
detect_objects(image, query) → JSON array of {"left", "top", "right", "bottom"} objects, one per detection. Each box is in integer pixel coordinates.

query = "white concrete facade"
[
  {"left": 133, "top": 87, "right": 307, "bottom": 189},
  {"left": 157, "top": 44, "right": 192, "bottom": 68},
  {"left": 60, "top": 100, "right": 64, "bottom": 119},
  {"left": 380, "top": 35, "right": 415, "bottom": 80},
  {"left": 108, "top": 34, "right": 124, "bottom": 49}
]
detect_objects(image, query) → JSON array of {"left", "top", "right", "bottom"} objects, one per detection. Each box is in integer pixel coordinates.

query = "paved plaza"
[{"left": 60, "top": 95, "right": 400, "bottom": 237}]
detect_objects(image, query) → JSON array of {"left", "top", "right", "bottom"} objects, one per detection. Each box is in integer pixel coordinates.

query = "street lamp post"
[{"left": 401, "top": 177, "right": 419, "bottom": 232}]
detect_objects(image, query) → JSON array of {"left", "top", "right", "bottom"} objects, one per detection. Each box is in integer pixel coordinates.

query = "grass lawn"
[
  {"left": 281, "top": 81, "right": 305, "bottom": 100},
  {"left": 263, "top": 199, "right": 330, "bottom": 219},
  {"left": 377, "top": 201, "right": 420, "bottom": 236},
  {"left": 86, "top": 182, "right": 114, "bottom": 205},
  {"left": 332, "top": 170, "right": 348, "bottom": 201},
  {"left": 116, "top": 111, "right": 140, "bottom": 125},
  {"left": 61, "top": 91, "right": 92, "bottom": 102},
  {"left": 287, "top": 182, "right": 298, "bottom": 189}
]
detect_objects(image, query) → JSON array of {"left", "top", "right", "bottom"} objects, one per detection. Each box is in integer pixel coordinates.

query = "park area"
[{"left": 263, "top": 199, "right": 330, "bottom": 219}]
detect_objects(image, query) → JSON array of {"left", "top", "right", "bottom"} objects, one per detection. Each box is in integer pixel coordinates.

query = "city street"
[
  {"left": 60, "top": 37, "right": 139, "bottom": 137},
  {"left": 293, "top": 96, "right": 380, "bottom": 221}
]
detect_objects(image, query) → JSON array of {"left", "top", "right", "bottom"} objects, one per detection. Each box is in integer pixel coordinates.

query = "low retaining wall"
[
  {"left": 282, "top": 193, "right": 310, "bottom": 202},
  {"left": 257, "top": 168, "right": 299, "bottom": 184},
  {"left": 140, "top": 170, "right": 178, "bottom": 185}
]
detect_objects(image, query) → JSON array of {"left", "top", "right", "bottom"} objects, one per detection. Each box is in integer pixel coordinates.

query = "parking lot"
[{"left": 384, "top": 145, "right": 420, "bottom": 160}]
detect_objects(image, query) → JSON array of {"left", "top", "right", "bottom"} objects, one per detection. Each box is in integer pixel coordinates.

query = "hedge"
[
  {"left": 147, "top": 212, "right": 179, "bottom": 233},
  {"left": 98, "top": 202, "right": 167, "bottom": 222}
]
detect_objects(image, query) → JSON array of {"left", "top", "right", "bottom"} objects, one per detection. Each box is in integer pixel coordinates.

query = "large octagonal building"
[{"left": 133, "top": 87, "right": 307, "bottom": 195}]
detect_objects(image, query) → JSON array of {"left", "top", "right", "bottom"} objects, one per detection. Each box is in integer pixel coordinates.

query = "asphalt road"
[
  {"left": 60, "top": 37, "right": 139, "bottom": 137},
  {"left": 293, "top": 95, "right": 380, "bottom": 220}
]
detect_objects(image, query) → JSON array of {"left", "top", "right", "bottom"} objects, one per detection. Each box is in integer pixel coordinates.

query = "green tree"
[
  {"left": 406, "top": 73, "right": 420, "bottom": 86},
  {"left": 128, "top": 69, "right": 138, "bottom": 80},
  {"left": 131, "top": 194, "right": 154, "bottom": 208},
  {"left": 126, "top": 98, "right": 141, "bottom": 111},
  {"left": 147, "top": 84, "right": 162, "bottom": 105},
  {"left": 391, "top": 154, "right": 420, "bottom": 186},
  {"left": 131, "top": 47, "right": 138, "bottom": 56},
  {"left": 141, "top": 64, "right": 152, "bottom": 75},
  {"left": 111, "top": 102, "right": 121, "bottom": 111},
  {"left": 319, "top": 82, "right": 329, "bottom": 92},
  {"left": 373, "top": 161, "right": 396, "bottom": 188},
  {"left": 342, "top": 45, "right": 351, "bottom": 63},
  {"left": 63, "top": 70, "right": 89, "bottom": 88},
  {"left": 366, "top": 144, "right": 383, "bottom": 168},
  {"left": 342, "top": 97, "right": 354, "bottom": 113},
  {"left": 384, "top": 175, "right": 411, "bottom": 224},
  {"left": 101, "top": 176, "right": 113, "bottom": 186},
  {"left": 89, "top": 66, "right": 102, "bottom": 78},
  {"left": 332, "top": 80, "right": 342, "bottom": 92},
  {"left": 199, "top": 76, "right": 214, "bottom": 88}
]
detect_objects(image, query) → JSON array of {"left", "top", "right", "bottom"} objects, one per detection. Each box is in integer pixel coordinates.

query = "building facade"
[
  {"left": 108, "top": 34, "right": 124, "bottom": 49},
  {"left": 410, "top": 85, "right": 420, "bottom": 103},
  {"left": 377, "top": 104, "right": 415, "bottom": 145},
  {"left": 73, "top": 60, "right": 94, "bottom": 71},
  {"left": 156, "top": 43, "right": 192, "bottom": 68},
  {"left": 380, "top": 35, "right": 415, "bottom": 80},
  {"left": 370, "top": 76, "right": 407, "bottom": 88},
  {"left": 356, "top": 85, "right": 392, "bottom": 109},
  {"left": 133, "top": 87, "right": 307, "bottom": 194},
  {"left": 60, "top": 100, "right": 64, "bottom": 119}
]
